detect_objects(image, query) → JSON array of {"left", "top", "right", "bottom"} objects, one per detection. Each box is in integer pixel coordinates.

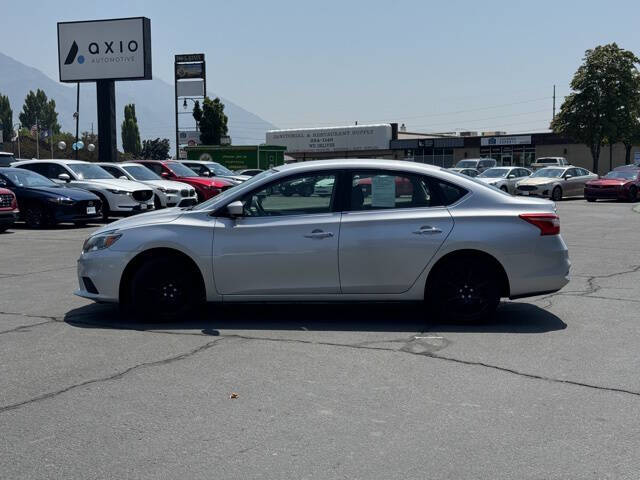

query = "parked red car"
[
  {"left": 0, "top": 186, "right": 19, "bottom": 232},
  {"left": 135, "top": 160, "right": 235, "bottom": 202},
  {"left": 584, "top": 168, "right": 640, "bottom": 202}
]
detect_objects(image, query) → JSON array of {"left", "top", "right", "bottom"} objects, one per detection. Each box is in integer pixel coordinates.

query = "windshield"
[
  {"left": 68, "top": 164, "right": 114, "bottom": 180},
  {"left": 536, "top": 158, "right": 559, "bottom": 164},
  {"left": 456, "top": 160, "right": 478, "bottom": 168},
  {"left": 531, "top": 168, "right": 565, "bottom": 178},
  {"left": 191, "top": 169, "right": 278, "bottom": 210},
  {"left": 167, "top": 162, "right": 199, "bottom": 177},
  {"left": 604, "top": 170, "right": 638, "bottom": 180},
  {"left": 478, "top": 168, "right": 509, "bottom": 178},
  {"left": 123, "top": 165, "right": 161, "bottom": 181},
  {"left": 206, "top": 162, "right": 235, "bottom": 176},
  {"left": 1, "top": 169, "right": 57, "bottom": 188}
]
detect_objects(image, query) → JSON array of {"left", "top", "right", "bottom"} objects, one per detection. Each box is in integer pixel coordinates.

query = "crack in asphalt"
[
  {"left": 0, "top": 311, "right": 61, "bottom": 335},
  {"left": 0, "top": 266, "right": 76, "bottom": 278},
  {"left": 0, "top": 337, "right": 229, "bottom": 414}
]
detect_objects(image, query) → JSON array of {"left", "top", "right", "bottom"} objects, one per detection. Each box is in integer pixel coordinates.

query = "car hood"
[
  {"left": 72, "top": 178, "right": 152, "bottom": 192},
  {"left": 141, "top": 179, "right": 192, "bottom": 191},
  {"left": 517, "top": 177, "right": 559, "bottom": 185},
  {"left": 477, "top": 177, "right": 503, "bottom": 184},
  {"left": 23, "top": 185, "right": 99, "bottom": 200},
  {"left": 586, "top": 179, "right": 625, "bottom": 186},
  {"left": 93, "top": 207, "right": 183, "bottom": 235},
  {"left": 227, "top": 175, "right": 250, "bottom": 182}
]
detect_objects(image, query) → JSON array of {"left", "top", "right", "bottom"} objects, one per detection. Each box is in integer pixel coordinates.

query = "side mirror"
[
  {"left": 119, "top": 175, "right": 129, "bottom": 180},
  {"left": 161, "top": 171, "right": 170, "bottom": 178},
  {"left": 226, "top": 200, "right": 244, "bottom": 217},
  {"left": 202, "top": 170, "right": 211, "bottom": 177},
  {"left": 58, "top": 173, "right": 71, "bottom": 183},
  {"left": 508, "top": 174, "right": 516, "bottom": 179},
  {"left": 564, "top": 174, "right": 573, "bottom": 180}
]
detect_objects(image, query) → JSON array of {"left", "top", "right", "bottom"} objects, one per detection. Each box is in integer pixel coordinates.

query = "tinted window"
[
  {"left": 349, "top": 171, "right": 435, "bottom": 211},
  {"left": 18, "top": 163, "right": 49, "bottom": 177},
  {"left": 567, "top": 168, "right": 579, "bottom": 177},
  {"left": 435, "top": 179, "right": 468, "bottom": 205},
  {"left": 141, "top": 162, "right": 164, "bottom": 176},
  {"left": 67, "top": 164, "right": 113, "bottom": 180},
  {"left": 579, "top": 168, "right": 590, "bottom": 176},
  {"left": 101, "top": 166, "right": 124, "bottom": 177},
  {"left": 166, "top": 162, "right": 198, "bottom": 177},
  {"left": 183, "top": 163, "right": 206, "bottom": 175},
  {"left": 242, "top": 173, "right": 336, "bottom": 217},
  {"left": 122, "top": 165, "right": 160, "bottom": 181}
]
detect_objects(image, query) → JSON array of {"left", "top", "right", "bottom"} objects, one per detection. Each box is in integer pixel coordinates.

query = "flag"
[{"left": 40, "top": 129, "right": 51, "bottom": 140}]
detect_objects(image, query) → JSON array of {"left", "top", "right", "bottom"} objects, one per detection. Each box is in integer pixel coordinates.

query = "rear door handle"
[
  {"left": 413, "top": 226, "right": 442, "bottom": 235},
  {"left": 304, "top": 229, "right": 334, "bottom": 239}
]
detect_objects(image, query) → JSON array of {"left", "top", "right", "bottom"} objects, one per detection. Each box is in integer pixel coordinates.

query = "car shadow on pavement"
[{"left": 64, "top": 300, "right": 566, "bottom": 334}]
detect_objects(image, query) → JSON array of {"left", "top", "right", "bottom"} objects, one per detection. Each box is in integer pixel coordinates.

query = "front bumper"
[
  {"left": 0, "top": 210, "right": 17, "bottom": 226},
  {"left": 110, "top": 202, "right": 155, "bottom": 216},
  {"left": 75, "top": 248, "right": 131, "bottom": 303},
  {"left": 515, "top": 185, "right": 552, "bottom": 198},
  {"left": 584, "top": 186, "right": 625, "bottom": 199}
]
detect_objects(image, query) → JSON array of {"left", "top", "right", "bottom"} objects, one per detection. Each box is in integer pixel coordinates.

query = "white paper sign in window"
[{"left": 371, "top": 175, "right": 396, "bottom": 208}]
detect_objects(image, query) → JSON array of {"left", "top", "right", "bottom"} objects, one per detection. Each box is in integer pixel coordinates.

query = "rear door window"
[{"left": 348, "top": 171, "right": 436, "bottom": 211}]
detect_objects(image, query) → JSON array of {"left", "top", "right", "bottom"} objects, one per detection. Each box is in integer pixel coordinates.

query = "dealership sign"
[
  {"left": 57, "top": 17, "right": 152, "bottom": 82},
  {"left": 266, "top": 124, "right": 392, "bottom": 153},
  {"left": 481, "top": 135, "right": 531, "bottom": 146}
]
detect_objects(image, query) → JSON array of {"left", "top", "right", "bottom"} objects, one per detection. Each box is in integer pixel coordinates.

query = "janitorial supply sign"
[
  {"left": 266, "top": 124, "right": 392, "bottom": 153},
  {"left": 57, "top": 17, "right": 152, "bottom": 82}
]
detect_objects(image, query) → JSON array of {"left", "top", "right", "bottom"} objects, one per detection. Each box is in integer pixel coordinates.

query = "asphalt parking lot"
[{"left": 2, "top": 200, "right": 640, "bottom": 479}]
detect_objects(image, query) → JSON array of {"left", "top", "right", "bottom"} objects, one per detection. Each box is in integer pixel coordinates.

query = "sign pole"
[
  {"left": 96, "top": 80, "right": 117, "bottom": 163},
  {"left": 75, "top": 82, "right": 80, "bottom": 160},
  {"left": 35, "top": 117, "right": 39, "bottom": 159}
]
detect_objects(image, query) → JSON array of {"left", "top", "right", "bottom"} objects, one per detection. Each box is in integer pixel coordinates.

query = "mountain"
[{"left": 0, "top": 52, "right": 276, "bottom": 150}]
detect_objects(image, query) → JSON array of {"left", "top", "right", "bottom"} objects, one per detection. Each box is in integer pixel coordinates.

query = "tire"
[
  {"left": 128, "top": 257, "right": 204, "bottom": 322},
  {"left": 24, "top": 204, "right": 48, "bottom": 228},
  {"left": 500, "top": 186, "right": 508, "bottom": 192},
  {"left": 427, "top": 254, "right": 501, "bottom": 323},
  {"left": 74, "top": 221, "right": 88, "bottom": 227},
  {"left": 586, "top": 197, "right": 596, "bottom": 203},
  {"left": 300, "top": 184, "right": 313, "bottom": 197},
  {"left": 0, "top": 225, "right": 9, "bottom": 233},
  {"left": 628, "top": 186, "right": 638, "bottom": 203},
  {"left": 154, "top": 194, "right": 163, "bottom": 210},
  {"left": 93, "top": 192, "right": 110, "bottom": 222},
  {"left": 551, "top": 186, "right": 563, "bottom": 201}
]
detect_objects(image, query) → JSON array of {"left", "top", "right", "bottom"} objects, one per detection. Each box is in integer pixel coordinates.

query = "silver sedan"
[
  {"left": 75, "top": 159, "right": 570, "bottom": 323},
  {"left": 476, "top": 166, "right": 532, "bottom": 194},
  {"left": 515, "top": 166, "right": 598, "bottom": 200}
]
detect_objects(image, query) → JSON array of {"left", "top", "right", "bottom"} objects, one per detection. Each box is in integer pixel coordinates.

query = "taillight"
[{"left": 519, "top": 213, "right": 560, "bottom": 236}]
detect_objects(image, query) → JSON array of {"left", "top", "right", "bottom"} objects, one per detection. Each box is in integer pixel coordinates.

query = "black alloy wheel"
[
  {"left": 24, "top": 204, "right": 48, "bottom": 228},
  {"left": 551, "top": 186, "right": 563, "bottom": 201},
  {"left": 129, "top": 257, "right": 203, "bottom": 321},
  {"left": 429, "top": 256, "right": 500, "bottom": 322}
]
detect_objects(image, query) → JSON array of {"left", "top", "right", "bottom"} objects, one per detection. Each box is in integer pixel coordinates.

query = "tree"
[
  {"left": 19, "top": 89, "right": 60, "bottom": 135},
  {"left": 194, "top": 97, "right": 228, "bottom": 145},
  {"left": 141, "top": 138, "right": 170, "bottom": 159},
  {"left": 551, "top": 43, "right": 640, "bottom": 173},
  {"left": 121, "top": 103, "right": 142, "bottom": 157},
  {"left": 0, "top": 94, "right": 12, "bottom": 143}
]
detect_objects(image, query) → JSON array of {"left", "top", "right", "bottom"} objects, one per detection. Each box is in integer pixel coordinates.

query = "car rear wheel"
[
  {"left": 427, "top": 255, "right": 501, "bottom": 322},
  {"left": 551, "top": 186, "right": 563, "bottom": 201},
  {"left": 24, "top": 204, "right": 48, "bottom": 228},
  {"left": 628, "top": 186, "right": 638, "bottom": 203},
  {"left": 128, "top": 257, "right": 204, "bottom": 322}
]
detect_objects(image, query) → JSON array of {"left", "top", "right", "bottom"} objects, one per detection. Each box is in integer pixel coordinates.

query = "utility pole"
[
  {"left": 552, "top": 85, "right": 556, "bottom": 120},
  {"left": 35, "top": 116, "right": 39, "bottom": 159}
]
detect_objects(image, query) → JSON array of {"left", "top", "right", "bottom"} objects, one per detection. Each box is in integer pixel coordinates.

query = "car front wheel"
[
  {"left": 551, "top": 186, "right": 563, "bottom": 201},
  {"left": 128, "top": 257, "right": 204, "bottom": 322}
]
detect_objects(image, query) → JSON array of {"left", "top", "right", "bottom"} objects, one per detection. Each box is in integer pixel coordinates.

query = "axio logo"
[{"left": 63, "top": 41, "right": 84, "bottom": 64}]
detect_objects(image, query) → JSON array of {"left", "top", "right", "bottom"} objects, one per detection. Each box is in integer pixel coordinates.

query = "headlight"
[
  {"left": 48, "top": 196, "right": 74, "bottom": 205},
  {"left": 107, "top": 189, "right": 132, "bottom": 195},
  {"left": 82, "top": 230, "right": 122, "bottom": 253},
  {"left": 157, "top": 186, "right": 167, "bottom": 193}
]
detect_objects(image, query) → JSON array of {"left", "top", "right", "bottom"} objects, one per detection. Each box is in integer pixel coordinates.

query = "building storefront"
[{"left": 478, "top": 135, "right": 536, "bottom": 166}]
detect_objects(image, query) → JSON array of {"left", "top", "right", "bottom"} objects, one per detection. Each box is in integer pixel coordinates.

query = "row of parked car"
[
  {"left": 0, "top": 158, "right": 263, "bottom": 231},
  {"left": 449, "top": 157, "right": 640, "bottom": 202}
]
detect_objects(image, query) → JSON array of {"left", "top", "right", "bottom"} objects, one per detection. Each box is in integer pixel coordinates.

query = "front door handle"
[
  {"left": 413, "top": 225, "right": 442, "bottom": 235},
  {"left": 304, "top": 229, "right": 334, "bottom": 239}
]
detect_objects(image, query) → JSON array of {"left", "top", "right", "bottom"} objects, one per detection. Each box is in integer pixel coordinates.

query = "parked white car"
[
  {"left": 476, "top": 167, "right": 532, "bottom": 194},
  {"left": 97, "top": 162, "right": 197, "bottom": 209},
  {"left": 76, "top": 159, "right": 570, "bottom": 323},
  {"left": 13, "top": 159, "right": 154, "bottom": 220}
]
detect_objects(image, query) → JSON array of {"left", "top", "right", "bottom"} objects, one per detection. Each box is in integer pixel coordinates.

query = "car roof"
[
  {"left": 13, "top": 159, "right": 89, "bottom": 165},
  {"left": 272, "top": 159, "right": 442, "bottom": 175}
]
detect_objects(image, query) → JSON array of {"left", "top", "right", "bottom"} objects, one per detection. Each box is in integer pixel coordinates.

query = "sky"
[{"left": 3, "top": 0, "right": 640, "bottom": 135}]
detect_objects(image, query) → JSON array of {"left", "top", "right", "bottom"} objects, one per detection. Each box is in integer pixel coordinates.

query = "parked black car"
[{"left": 0, "top": 168, "right": 103, "bottom": 228}]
